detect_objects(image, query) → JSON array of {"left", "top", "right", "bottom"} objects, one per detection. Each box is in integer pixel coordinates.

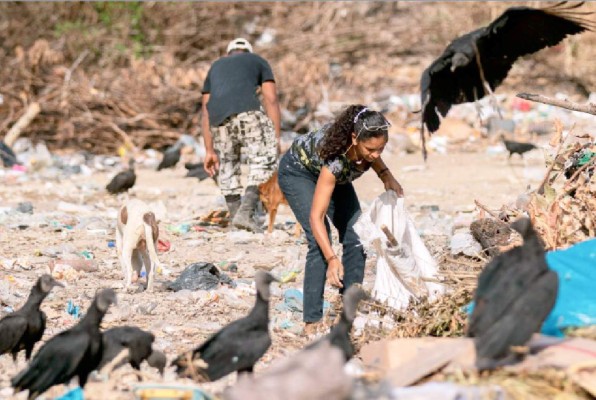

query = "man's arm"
[
  {"left": 261, "top": 81, "right": 281, "bottom": 152},
  {"left": 201, "top": 94, "right": 214, "bottom": 153},
  {"left": 201, "top": 93, "right": 219, "bottom": 176}
]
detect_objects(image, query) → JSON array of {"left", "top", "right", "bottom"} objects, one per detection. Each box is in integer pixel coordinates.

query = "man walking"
[{"left": 201, "top": 38, "right": 281, "bottom": 232}]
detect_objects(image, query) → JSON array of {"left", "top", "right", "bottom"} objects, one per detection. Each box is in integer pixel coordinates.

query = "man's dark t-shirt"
[{"left": 202, "top": 52, "right": 275, "bottom": 127}]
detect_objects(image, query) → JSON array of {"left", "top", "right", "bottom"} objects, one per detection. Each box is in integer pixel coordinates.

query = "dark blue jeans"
[{"left": 278, "top": 152, "right": 366, "bottom": 322}]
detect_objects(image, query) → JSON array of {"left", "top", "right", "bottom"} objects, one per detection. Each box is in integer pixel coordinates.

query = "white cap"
[{"left": 226, "top": 38, "right": 253, "bottom": 54}]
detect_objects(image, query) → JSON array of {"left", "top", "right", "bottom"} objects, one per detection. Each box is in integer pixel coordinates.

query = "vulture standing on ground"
[
  {"left": 0, "top": 275, "right": 63, "bottom": 362},
  {"left": 184, "top": 162, "right": 211, "bottom": 181},
  {"left": 306, "top": 285, "right": 368, "bottom": 361},
  {"left": 157, "top": 142, "right": 183, "bottom": 171},
  {"left": 106, "top": 159, "right": 136, "bottom": 194},
  {"left": 11, "top": 289, "right": 117, "bottom": 400},
  {"left": 420, "top": 2, "right": 594, "bottom": 159},
  {"left": 0, "top": 140, "right": 20, "bottom": 167},
  {"left": 501, "top": 135, "right": 538, "bottom": 159},
  {"left": 468, "top": 218, "right": 558, "bottom": 370},
  {"left": 99, "top": 326, "right": 166, "bottom": 375},
  {"left": 172, "top": 271, "right": 278, "bottom": 382}
]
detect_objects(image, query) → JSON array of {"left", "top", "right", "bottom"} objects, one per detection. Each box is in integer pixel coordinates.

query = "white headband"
[{"left": 353, "top": 107, "right": 369, "bottom": 124}]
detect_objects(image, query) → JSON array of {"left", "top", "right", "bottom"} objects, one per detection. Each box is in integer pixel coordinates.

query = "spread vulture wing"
[{"left": 420, "top": 1, "right": 594, "bottom": 158}]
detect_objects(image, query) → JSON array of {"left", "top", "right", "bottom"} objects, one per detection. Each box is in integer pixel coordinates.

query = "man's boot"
[
  {"left": 232, "top": 185, "right": 263, "bottom": 232},
  {"left": 225, "top": 194, "right": 241, "bottom": 219}
]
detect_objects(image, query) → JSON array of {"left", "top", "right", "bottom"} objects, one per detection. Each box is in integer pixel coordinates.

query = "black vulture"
[
  {"left": 184, "top": 162, "right": 211, "bottom": 181},
  {"left": 11, "top": 289, "right": 117, "bottom": 400},
  {"left": 468, "top": 218, "right": 558, "bottom": 370},
  {"left": 172, "top": 271, "right": 278, "bottom": 382},
  {"left": 0, "top": 275, "right": 63, "bottom": 362},
  {"left": 501, "top": 134, "right": 538, "bottom": 159},
  {"left": 306, "top": 285, "right": 368, "bottom": 361},
  {"left": 420, "top": 2, "right": 594, "bottom": 159},
  {"left": 0, "top": 140, "right": 20, "bottom": 168},
  {"left": 106, "top": 159, "right": 136, "bottom": 194},
  {"left": 157, "top": 142, "right": 183, "bottom": 171},
  {"left": 99, "top": 326, "right": 166, "bottom": 375}
]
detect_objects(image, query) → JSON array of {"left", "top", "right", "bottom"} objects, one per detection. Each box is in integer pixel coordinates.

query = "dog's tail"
[{"left": 142, "top": 212, "right": 161, "bottom": 268}]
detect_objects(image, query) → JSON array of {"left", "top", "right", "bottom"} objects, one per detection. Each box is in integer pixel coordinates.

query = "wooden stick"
[
  {"left": 473, "top": 199, "right": 500, "bottom": 219},
  {"left": 3, "top": 102, "right": 41, "bottom": 146},
  {"left": 517, "top": 93, "right": 596, "bottom": 116},
  {"left": 381, "top": 224, "right": 398, "bottom": 247}
]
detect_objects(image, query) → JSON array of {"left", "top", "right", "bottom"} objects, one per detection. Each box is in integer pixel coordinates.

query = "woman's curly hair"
[{"left": 318, "top": 104, "right": 389, "bottom": 161}]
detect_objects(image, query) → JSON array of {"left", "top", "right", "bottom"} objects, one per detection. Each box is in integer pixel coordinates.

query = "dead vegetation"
[{"left": 0, "top": 2, "right": 594, "bottom": 153}]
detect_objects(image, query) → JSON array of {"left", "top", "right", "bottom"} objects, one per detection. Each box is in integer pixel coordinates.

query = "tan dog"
[
  {"left": 258, "top": 171, "right": 301, "bottom": 237},
  {"left": 116, "top": 199, "right": 160, "bottom": 292}
]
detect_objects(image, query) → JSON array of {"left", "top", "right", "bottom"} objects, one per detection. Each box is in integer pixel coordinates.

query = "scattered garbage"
[
  {"left": 157, "top": 239, "right": 171, "bottom": 253},
  {"left": 66, "top": 300, "right": 81, "bottom": 319},
  {"left": 167, "top": 262, "right": 234, "bottom": 291},
  {"left": 167, "top": 223, "right": 191, "bottom": 234},
  {"left": 449, "top": 231, "right": 483, "bottom": 257},
  {"left": 133, "top": 384, "right": 215, "bottom": 400},
  {"left": 16, "top": 201, "right": 33, "bottom": 214},
  {"left": 275, "top": 288, "right": 330, "bottom": 313},
  {"left": 55, "top": 386, "right": 84, "bottom": 400}
]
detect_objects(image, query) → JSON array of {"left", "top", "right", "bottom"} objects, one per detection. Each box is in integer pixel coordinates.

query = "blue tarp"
[
  {"left": 542, "top": 238, "right": 596, "bottom": 336},
  {"left": 465, "top": 238, "right": 596, "bottom": 337}
]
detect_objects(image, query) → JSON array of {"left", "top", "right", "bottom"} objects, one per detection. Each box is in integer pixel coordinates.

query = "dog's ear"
[
  {"left": 143, "top": 212, "right": 159, "bottom": 242},
  {"left": 120, "top": 206, "right": 128, "bottom": 225}
]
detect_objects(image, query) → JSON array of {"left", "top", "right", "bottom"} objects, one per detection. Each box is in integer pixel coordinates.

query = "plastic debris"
[
  {"left": 167, "top": 223, "right": 191, "bottom": 234},
  {"left": 157, "top": 239, "right": 171, "bottom": 253},
  {"left": 56, "top": 386, "right": 84, "bottom": 400},
  {"left": 275, "top": 288, "right": 330, "bottom": 313},
  {"left": 66, "top": 300, "right": 81, "bottom": 319},
  {"left": 166, "top": 262, "right": 234, "bottom": 291},
  {"left": 449, "top": 232, "right": 483, "bottom": 257},
  {"left": 133, "top": 384, "right": 215, "bottom": 400},
  {"left": 354, "top": 191, "right": 445, "bottom": 310},
  {"left": 107, "top": 241, "right": 115, "bottom": 248}
]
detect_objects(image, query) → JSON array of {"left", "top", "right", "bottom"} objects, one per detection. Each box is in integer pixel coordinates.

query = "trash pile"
[{"left": 527, "top": 127, "right": 596, "bottom": 250}]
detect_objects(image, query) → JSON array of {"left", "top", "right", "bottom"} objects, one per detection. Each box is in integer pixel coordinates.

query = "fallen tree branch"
[
  {"left": 3, "top": 102, "right": 41, "bottom": 147},
  {"left": 517, "top": 93, "right": 596, "bottom": 115}
]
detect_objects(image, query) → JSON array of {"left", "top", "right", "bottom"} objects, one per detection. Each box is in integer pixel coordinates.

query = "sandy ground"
[{"left": 0, "top": 144, "right": 546, "bottom": 399}]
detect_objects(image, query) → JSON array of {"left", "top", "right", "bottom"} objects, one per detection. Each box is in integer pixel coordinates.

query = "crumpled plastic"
[
  {"left": 354, "top": 191, "right": 444, "bottom": 310},
  {"left": 166, "top": 262, "right": 235, "bottom": 291}
]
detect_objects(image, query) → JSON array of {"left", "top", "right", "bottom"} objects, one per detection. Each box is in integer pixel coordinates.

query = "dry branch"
[{"left": 517, "top": 93, "right": 596, "bottom": 115}]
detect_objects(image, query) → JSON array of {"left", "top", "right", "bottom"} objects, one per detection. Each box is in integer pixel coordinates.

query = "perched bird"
[
  {"left": 420, "top": 2, "right": 594, "bottom": 158},
  {"left": 468, "top": 218, "right": 558, "bottom": 370},
  {"left": 501, "top": 135, "right": 537, "bottom": 159},
  {"left": 99, "top": 326, "right": 166, "bottom": 375},
  {"left": 172, "top": 271, "right": 278, "bottom": 381},
  {"left": 306, "top": 285, "right": 368, "bottom": 361},
  {"left": 0, "top": 140, "right": 20, "bottom": 168},
  {"left": 0, "top": 275, "right": 63, "bottom": 362},
  {"left": 157, "top": 142, "right": 183, "bottom": 171},
  {"left": 106, "top": 159, "right": 136, "bottom": 194},
  {"left": 12, "top": 289, "right": 117, "bottom": 400}
]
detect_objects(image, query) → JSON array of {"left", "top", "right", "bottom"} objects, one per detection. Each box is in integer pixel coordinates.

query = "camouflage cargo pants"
[{"left": 213, "top": 110, "right": 277, "bottom": 196}]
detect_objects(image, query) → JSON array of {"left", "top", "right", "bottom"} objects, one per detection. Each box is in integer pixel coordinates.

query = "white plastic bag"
[{"left": 354, "top": 191, "right": 444, "bottom": 309}]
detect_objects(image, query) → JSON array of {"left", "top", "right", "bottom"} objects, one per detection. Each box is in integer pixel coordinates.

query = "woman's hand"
[
  {"left": 382, "top": 173, "right": 404, "bottom": 197},
  {"left": 326, "top": 258, "right": 344, "bottom": 288}
]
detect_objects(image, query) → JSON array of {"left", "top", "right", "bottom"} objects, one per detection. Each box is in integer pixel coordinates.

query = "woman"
[{"left": 278, "top": 104, "right": 403, "bottom": 329}]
